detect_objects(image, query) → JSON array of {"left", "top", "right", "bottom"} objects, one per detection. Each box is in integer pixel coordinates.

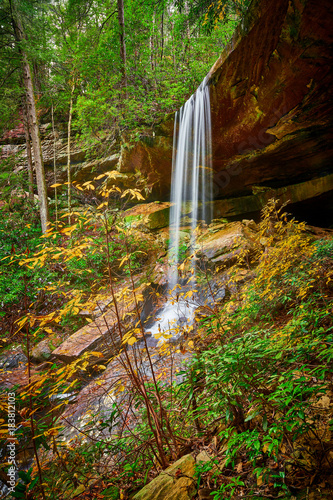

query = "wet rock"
[
  {"left": 152, "top": 261, "right": 169, "bottom": 287},
  {"left": 197, "top": 221, "right": 256, "bottom": 265},
  {"left": 132, "top": 454, "right": 196, "bottom": 500},
  {"left": 0, "top": 347, "right": 27, "bottom": 371},
  {"left": 58, "top": 345, "right": 189, "bottom": 443}
]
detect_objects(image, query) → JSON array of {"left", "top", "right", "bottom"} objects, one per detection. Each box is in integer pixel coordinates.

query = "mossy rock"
[
  {"left": 133, "top": 454, "right": 196, "bottom": 500},
  {"left": 124, "top": 202, "right": 171, "bottom": 230}
]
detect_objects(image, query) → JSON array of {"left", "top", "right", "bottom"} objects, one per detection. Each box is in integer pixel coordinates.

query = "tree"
[
  {"left": 117, "top": 0, "right": 127, "bottom": 92},
  {"left": 10, "top": 0, "right": 49, "bottom": 233},
  {"left": 0, "top": 0, "right": 50, "bottom": 232}
]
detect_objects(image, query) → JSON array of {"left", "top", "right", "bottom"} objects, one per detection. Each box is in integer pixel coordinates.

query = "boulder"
[
  {"left": 30, "top": 334, "right": 62, "bottom": 364},
  {"left": 52, "top": 313, "right": 121, "bottom": 364},
  {"left": 52, "top": 283, "right": 152, "bottom": 363},
  {"left": 197, "top": 221, "right": 257, "bottom": 265},
  {"left": 133, "top": 454, "right": 196, "bottom": 500},
  {"left": 124, "top": 202, "right": 171, "bottom": 230}
]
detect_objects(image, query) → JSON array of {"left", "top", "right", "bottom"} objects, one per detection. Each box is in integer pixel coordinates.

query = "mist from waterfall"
[{"left": 168, "top": 77, "right": 212, "bottom": 289}]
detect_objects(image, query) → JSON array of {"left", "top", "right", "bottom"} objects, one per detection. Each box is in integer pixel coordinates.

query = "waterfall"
[
  {"left": 168, "top": 77, "right": 212, "bottom": 289},
  {"left": 146, "top": 78, "right": 212, "bottom": 340}
]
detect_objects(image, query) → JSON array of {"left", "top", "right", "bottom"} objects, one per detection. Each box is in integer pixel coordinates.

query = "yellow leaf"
[
  {"left": 127, "top": 337, "right": 137, "bottom": 346},
  {"left": 50, "top": 183, "right": 62, "bottom": 188},
  {"left": 119, "top": 255, "right": 129, "bottom": 268},
  {"left": 97, "top": 202, "right": 108, "bottom": 210}
]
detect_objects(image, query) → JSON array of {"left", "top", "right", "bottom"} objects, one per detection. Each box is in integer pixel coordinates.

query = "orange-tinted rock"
[
  {"left": 208, "top": 0, "right": 333, "bottom": 199},
  {"left": 119, "top": 132, "right": 173, "bottom": 200}
]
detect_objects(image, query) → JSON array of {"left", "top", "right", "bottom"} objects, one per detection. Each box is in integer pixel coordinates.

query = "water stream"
[{"left": 147, "top": 77, "right": 212, "bottom": 339}]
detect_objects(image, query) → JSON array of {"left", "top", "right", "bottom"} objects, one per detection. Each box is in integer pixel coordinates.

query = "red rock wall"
[{"left": 209, "top": 0, "right": 333, "bottom": 198}]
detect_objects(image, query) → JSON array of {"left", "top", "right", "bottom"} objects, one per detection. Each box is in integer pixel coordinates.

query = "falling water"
[
  {"left": 147, "top": 78, "right": 212, "bottom": 340},
  {"left": 168, "top": 77, "right": 212, "bottom": 289}
]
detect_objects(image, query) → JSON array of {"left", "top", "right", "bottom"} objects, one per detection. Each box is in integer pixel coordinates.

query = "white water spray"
[
  {"left": 168, "top": 77, "right": 212, "bottom": 289},
  {"left": 147, "top": 78, "right": 212, "bottom": 340}
]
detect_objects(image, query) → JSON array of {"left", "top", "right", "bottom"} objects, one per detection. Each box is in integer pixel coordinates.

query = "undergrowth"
[{"left": 1, "top": 199, "right": 332, "bottom": 499}]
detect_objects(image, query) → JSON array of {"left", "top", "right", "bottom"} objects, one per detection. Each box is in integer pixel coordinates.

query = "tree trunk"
[
  {"left": 160, "top": 10, "right": 164, "bottom": 61},
  {"left": 51, "top": 103, "right": 58, "bottom": 227},
  {"left": 184, "top": 0, "right": 191, "bottom": 61},
  {"left": 10, "top": 2, "right": 49, "bottom": 233},
  {"left": 12, "top": 26, "right": 48, "bottom": 232},
  {"left": 22, "top": 55, "right": 49, "bottom": 233},
  {"left": 150, "top": 17, "right": 155, "bottom": 71},
  {"left": 67, "top": 81, "right": 75, "bottom": 225},
  {"left": 21, "top": 97, "right": 34, "bottom": 203},
  {"left": 117, "top": 0, "right": 127, "bottom": 93}
]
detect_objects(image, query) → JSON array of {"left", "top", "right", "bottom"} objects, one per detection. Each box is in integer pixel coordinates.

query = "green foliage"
[
  {"left": 0, "top": 211, "right": 55, "bottom": 308},
  {"left": 177, "top": 202, "right": 333, "bottom": 497}
]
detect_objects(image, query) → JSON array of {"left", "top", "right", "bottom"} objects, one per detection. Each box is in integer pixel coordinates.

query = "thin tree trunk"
[
  {"left": 185, "top": 1, "right": 190, "bottom": 41},
  {"left": 184, "top": 0, "right": 191, "bottom": 62},
  {"left": 150, "top": 19, "right": 154, "bottom": 71},
  {"left": 22, "top": 53, "right": 49, "bottom": 232},
  {"left": 160, "top": 10, "right": 164, "bottom": 60},
  {"left": 171, "top": 21, "right": 176, "bottom": 72},
  {"left": 21, "top": 97, "right": 34, "bottom": 203},
  {"left": 11, "top": 6, "right": 49, "bottom": 233},
  {"left": 152, "top": 12, "right": 157, "bottom": 90},
  {"left": 67, "top": 81, "right": 75, "bottom": 225},
  {"left": 117, "top": 0, "right": 127, "bottom": 94},
  {"left": 51, "top": 103, "right": 58, "bottom": 228}
]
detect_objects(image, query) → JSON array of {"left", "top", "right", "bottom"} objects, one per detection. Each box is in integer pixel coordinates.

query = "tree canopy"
[{"left": 0, "top": 0, "right": 247, "bottom": 140}]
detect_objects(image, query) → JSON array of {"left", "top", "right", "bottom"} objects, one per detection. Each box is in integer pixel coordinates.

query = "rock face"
[
  {"left": 132, "top": 454, "right": 196, "bottom": 500},
  {"left": 118, "top": 128, "right": 174, "bottom": 200},
  {"left": 208, "top": 0, "right": 333, "bottom": 201}
]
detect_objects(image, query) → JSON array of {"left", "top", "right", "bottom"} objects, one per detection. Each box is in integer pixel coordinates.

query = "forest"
[{"left": 0, "top": 0, "right": 333, "bottom": 499}]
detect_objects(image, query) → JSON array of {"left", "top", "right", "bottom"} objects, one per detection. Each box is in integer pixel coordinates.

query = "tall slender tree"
[
  {"left": 117, "top": 0, "right": 127, "bottom": 92},
  {"left": 9, "top": 0, "right": 49, "bottom": 232}
]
